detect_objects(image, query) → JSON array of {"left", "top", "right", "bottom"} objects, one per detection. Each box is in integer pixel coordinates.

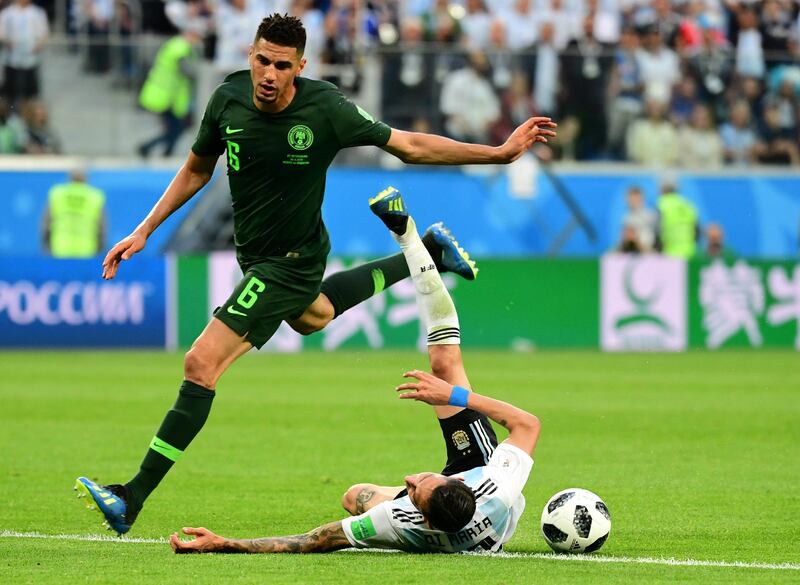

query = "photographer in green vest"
[
  {"left": 137, "top": 25, "right": 203, "bottom": 157},
  {"left": 657, "top": 178, "right": 699, "bottom": 259},
  {"left": 42, "top": 168, "right": 106, "bottom": 258}
]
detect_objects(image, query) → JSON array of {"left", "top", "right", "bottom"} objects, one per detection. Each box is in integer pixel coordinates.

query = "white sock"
[{"left": 393, "top": 218, "right": 460, "bottom": 345}]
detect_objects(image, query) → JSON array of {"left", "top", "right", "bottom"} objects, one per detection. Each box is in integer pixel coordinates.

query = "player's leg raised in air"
[
  {"left": 342, "top": 187, "right": 495, "bottom": 516},
  {"left": 287, "top": 189, "right": 478, "bottom": 335}
]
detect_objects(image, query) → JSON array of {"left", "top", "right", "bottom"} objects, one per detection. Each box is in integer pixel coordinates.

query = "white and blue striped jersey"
[{"left": 341, "top": 442, "right": 533, "bottom": 553}]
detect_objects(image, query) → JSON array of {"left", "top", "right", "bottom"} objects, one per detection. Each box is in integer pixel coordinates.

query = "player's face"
[
  {"left": 249, "top": 39, "right": 306, "bottom": 112},
  {"left": 405, "top": 472, "right": 448, "bottom": 513}
]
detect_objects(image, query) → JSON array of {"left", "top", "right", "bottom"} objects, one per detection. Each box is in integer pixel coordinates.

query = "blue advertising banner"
[{"left": 0, "top": 257, "right": 167, "bottom": 347}]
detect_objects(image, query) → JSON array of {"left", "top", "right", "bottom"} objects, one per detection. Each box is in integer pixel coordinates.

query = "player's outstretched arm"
[
  {"left": 381, "top": 117, "right": 557, "bottom": 166},
  {"left": 102, "top": 151, "right": 218, "bottom": 279},
  {"left": 397, "top": 370, "right": 540, "bottom": 456},
  {"left": 170, "top": 521, "right": 351, "bottom": 554}
]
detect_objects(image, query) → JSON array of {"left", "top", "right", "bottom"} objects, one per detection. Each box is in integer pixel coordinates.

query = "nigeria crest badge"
[{"left": 288, "top": 125, "right": 314, "bottom": 150}]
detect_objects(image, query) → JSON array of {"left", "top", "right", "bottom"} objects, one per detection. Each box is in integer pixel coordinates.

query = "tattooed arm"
[
  {"left": 170, "top": 521, "right": 351, "bottom": 554},
  {"left": 341, "top": 483, "right": 404, "bottom": 515}
]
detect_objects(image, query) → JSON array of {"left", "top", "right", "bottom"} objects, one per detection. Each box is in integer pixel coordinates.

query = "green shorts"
[{"left": 214, "top": 252, "right": 327, "bottom": 349}]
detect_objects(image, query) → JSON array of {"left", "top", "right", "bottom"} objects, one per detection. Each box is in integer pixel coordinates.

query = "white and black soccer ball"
[{"left": 540, "top": 488, "right": 611, "bottom": 553}]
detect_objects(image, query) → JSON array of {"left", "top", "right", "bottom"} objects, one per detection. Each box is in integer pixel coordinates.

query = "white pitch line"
[
  {"left": 477, "top": 551, "right": 800, "bottom": 571},
  {"left": 1, "top": 531, "right": 798, "bottom": 571},
  {"left": 0, "top": 530, "right": 166, "bottom": 544}
]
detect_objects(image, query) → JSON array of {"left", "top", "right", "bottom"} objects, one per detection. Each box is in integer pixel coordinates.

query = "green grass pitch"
[{"left": 1, "top": 350, "right": 798, "bottom": 584}]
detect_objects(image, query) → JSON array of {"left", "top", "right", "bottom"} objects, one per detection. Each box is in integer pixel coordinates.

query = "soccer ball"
[{"left": 540, "top": 488, "right": 611, "bottom": 553}]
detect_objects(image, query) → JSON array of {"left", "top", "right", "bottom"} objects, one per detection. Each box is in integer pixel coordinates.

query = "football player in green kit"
[{"left": 74, "top": 13, "right": 556, "bottom": 534}]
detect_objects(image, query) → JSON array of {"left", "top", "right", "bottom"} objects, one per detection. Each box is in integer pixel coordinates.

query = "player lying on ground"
[
  {"left": 76, "top": 13, "right": 556, "bottom": 535},
  {"left": 170, "top": 188, "right": 541, "bottom": 554}
]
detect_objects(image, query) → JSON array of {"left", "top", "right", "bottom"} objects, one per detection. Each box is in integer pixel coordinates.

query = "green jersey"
[{"left": 192, "top": 71, "right": 392, "bottom": 269}]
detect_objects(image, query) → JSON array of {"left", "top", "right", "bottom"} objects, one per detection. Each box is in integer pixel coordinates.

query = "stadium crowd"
[
  {"left": 0, "top": 0, "right": 798, "bottom": 163},
  {"left": 375, "top": 0, "right": 800, "bottom": 165}
]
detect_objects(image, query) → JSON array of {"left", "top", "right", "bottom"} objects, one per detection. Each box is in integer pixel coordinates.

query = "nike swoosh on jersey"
[
  {"left": 226, "top": 126, "right": 244, "bottom": 134},
  {"left": 227, "top": 306, "right": 247, "bottom": 317}
]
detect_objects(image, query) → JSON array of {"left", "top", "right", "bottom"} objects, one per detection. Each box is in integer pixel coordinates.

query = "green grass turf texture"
[{"left": 1, "top": 350, "right": 798, "bottom": 584}]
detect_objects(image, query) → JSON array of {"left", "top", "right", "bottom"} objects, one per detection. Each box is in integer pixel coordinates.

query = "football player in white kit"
[{"left": 170, "top": 188, "right": 541, "bottom": 555}]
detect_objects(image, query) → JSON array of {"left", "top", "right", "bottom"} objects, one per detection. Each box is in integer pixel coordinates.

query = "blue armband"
[{"left": 448, "top": 385, "right": 470, "bottom": 407}]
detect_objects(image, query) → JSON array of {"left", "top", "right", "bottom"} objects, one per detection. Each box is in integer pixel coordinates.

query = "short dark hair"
[
  {"left": 425, "top": 479, "right": 476, "bottom": 533},
  {"left": 254, "top": 13, "right": 306, "bottom": 55}
]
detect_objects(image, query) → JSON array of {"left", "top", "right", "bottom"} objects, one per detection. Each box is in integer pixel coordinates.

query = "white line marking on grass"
[
  {"left": 0, "top": 530, "right": 166, "bottom": 544},
  {"left": 468, "top": 551, "right": 800, "bottom": 571},
  {"left": 2, "top": 531, "right": 798, "bottom": 571}
]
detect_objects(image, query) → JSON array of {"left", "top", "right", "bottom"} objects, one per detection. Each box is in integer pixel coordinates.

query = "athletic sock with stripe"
[
  {"left": 392, "top": 217, "right": 460, "bottom": 345},
  {"left": 319, "top": 254, "right": 409, "bottom": 318},
  {"left": 125, "top": 381, "right": 215, "bottom": 513}
]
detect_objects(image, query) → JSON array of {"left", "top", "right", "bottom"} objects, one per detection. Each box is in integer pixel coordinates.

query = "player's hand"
[
  {"left": 170, "top": 527, "right": 225, "bottom": 554},
  {"left": 498, "top": 117, "right": 558, "bottom": 163},
  {"left": 102, "top": 232, "right": 146, "bottom": 280},
  {"left": 396, "top": 370, "right": 456, "bottom": 406}
]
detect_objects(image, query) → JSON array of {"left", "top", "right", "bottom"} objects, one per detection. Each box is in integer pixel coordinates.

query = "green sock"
[
  {"left": 321, "top": 253, "right": 409, "bottom": 317},
  {"left": 125, "top": 381, "right": 215, "bottom": 511}
]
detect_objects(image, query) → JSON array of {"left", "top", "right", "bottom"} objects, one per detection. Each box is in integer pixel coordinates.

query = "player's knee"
[
  {"left": 289, "top": 318, "right": 324, "bottom": 336},
  {"left": 289, "top": 297, "right": 335, "bottom": 336},
  {"left": 429, "top": 352, "right": 462, "bottom": 382},
  {"left": 183, "top": 347, "right": 217, "bottom": 388}
]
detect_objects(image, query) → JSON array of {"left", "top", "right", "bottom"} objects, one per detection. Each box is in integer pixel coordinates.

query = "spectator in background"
[
  {"left": 322, "top": 0, "right": 359, "bottom": 91},
  {"left": 734, "top": 5, "right": 765, "bottom": 79},
  {"left": 538, "top": 0, "right": 578, "bottom": 51},
  {"left": 735, "top": 75, "right": 766, "bottom": 124},
  {"left": 678, "top": 103, "right": 723, "bottom": 168},
  {"left": 590, "top": 0, "right": 623, "bottom": 46},
  {"left": 703, "top": 222, "right": 735, "bottom": 261},
  {"left": 422, "top": 0, "right": 461, "bottom": 43},
  {"left": 461, "top": 0, "right": 493, "bottom": 50},
  {"left": 760, "top": 0, "right": 796, "bottom": 68},
  {"left": 486, "top": 17, "right": 514, "bottom": 91},
  {"left": 439, "top": 50, "right": 500, "bottom": 144},
  {"left": 165, "top": 0, "right": 213, "bottom": 33},
  {"left": 0, "top": 0, "right": 49, "bottom": 107},
  {"left": 290, "top": 0, "right": 324, "bottom": 81},
  {"left": 500, "top": 0, "right": 539, "bottom": 53},
  {"left": 617, "top": 224, "right": 644, "bottom": 253},
  {"left": 531, "top": 19, "right": 559, "bottom": 118},
  {"left": 0, "top": 96, "right": 22, "bottom": 153},
  {"left": 636, "top": 25, "right": 680, "bottom": 105},
  {"left": 606, "top": 25, "right": 643, "bottom": 159},
  {"left": 79, "top": 0, "right": 114, "bottom": 73},
  {"left": 381, "top": 16, "right": 436, "bottom": 132},
  {"left": 138, "top": 25, "right": 203, "bottom": 157},
  {"left": 212, "top": 0, "right": 254, "bottom": 75},
  {"left": 22, "top": 98, "right": 60, "bottom": 154},
  {"left": 622, "top": 185, "right": 657, "bottom": 252},
  {"left": 688, "top": 16, "right": 732, "bottom": 109},
  {"left": 720, "top": 100, "right": 758, "bottom": 165},
  {"left": 42, "top": 168, "right": 107, "bottom": 258},
  {"left": 764, "top": 78, "right": 799, "bottom": 135},
  {"left": 658, "top": 179, "right": 699, "bottom": 259},
  {"left": 670, "top": 76, "right": 699, "bottom": 126},
  {"left": 676, "top": 3, "right": 717, "bottom": 55},
  {"left": 626, "top": 98, "right": 679, "bottom": 166},
  {"left": 755, "top": 103, "right": 800, "bottom": 165},
  {"left": 559, "top": 14, "right": 611, "bottom": 159},
  {"left": 650, "top": 0, "right": 681, "bottom": 49}
]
